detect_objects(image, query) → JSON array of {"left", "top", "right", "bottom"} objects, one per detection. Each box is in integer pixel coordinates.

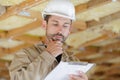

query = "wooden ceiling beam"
[
  {"left": 87, "top": 11, "right": 120, "bottom": 27},
  {"left": 79, "top": 35, "right": 109, "bottom": 48},
  {"left": 75, "top": 3, "right": 88, "bottom": 13},
  {"left": 0, "top": 11, "right": 42, "bottom": 38},
  {"left": 4, "top": 18, "right": 41, "bottom": 38},
  {"left": 77, "top": 11, "right": 120, "bottom": 48},
  {"left": 0, "top": 60, "right": 10, "bottom": 79},
  {"left": 19, "top": 0, "right": 111, "bottom": 17},
  {"left": 74, "top": 49, "right": 120, "bottom": 60},
  {"left": 100, "top": 40, "right": 120, "bottom": 52},
  {"left": 0, "top": 69, "right": 9, "bottom": 80},
  {"left": 8, "top": 43, "right": 32, "bottom": 53},
  {"left": 75, "top": 0, "right": 112, "bottom": 14},
  {"left": 13, "top": 35, "right": 45, "bottom": 44},
  {"left": 16, "top": 10, "right": 42, "bottom": 20},
  {"left": 18, "top": 10, "right": 87, "bottom": 31},
  {"left": 0, "top": 0, "right": 119, "bottom": 55},
  {"left": 72, "top": 20, "right": 87, "bottom": 30},
  {"left": 87, "top": 0, "right": 111, "bottom": 8},
  {"left": 0, "top": 0, "right": 45, "bottom": 21},
  {"left": 0, "top": 32, "right": 5, "bottom": 38},
  {"left": 74, "top": 53, "right": 98, "bottom": 60},
  {"left": 82, "top": 53, "right": 119, "bottom": 63},
  {"left": 79, "top": 32, "right": 120, "bottom": 48},
  {"left": 0, "top": 53, "right": 9, "bottom": 58},
  {"left": 84, "top": 46, "right": 100, "bottom": 52},
  {"left": 74, "top": 0, "right": 113, "bottom": 31},
  {"left": 74, "top": 47, "right": 100, "bottom": 59},
  {"left": 0, "top": 0, "right": 111, "bottom": 21},
  {"left": 0, "top": 0, "right": 112, "bottom": 34},
  {"left": 103, "top": 51, "right": 120, "bottom": 54},
  {"left": 0, "top": 43, "right": 32, "bottom": 54},
  {"left": 0, "top": 61, "right": 8, "bottom": 69}
]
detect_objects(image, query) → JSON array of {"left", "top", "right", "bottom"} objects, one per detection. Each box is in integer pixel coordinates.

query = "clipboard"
[{"left": 45, "top": 61, "right": 95, "bottom": 80}]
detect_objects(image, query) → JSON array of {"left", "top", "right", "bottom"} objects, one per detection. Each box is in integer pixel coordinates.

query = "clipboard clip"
[{"left": 68, "top": 62, "right": 88, "bottom": 65}]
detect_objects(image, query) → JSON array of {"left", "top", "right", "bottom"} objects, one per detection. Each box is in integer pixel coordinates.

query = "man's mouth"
[
  {"left": 50, "top": 33, "right": 65, "bottom": 42},
  {"left": 52, "top": 35, "right": 63, "bottom": 41},
  {"left": 55, "top": 35, "right": 63, "bottom": 39}
]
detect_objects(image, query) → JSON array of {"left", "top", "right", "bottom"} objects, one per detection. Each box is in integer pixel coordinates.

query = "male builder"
[{"left": 9, "top": 0, "right": 88, "bottom": 80}]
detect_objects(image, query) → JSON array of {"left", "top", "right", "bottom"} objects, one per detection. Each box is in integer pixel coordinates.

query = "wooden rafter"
[
  {"left": 0, "top": 32, "right": 5, "bottom": 38},
  {"left": 0, "top": 60, "right": 9, "bottom": 68},
  {"left": 8, "top": 43, "right": 32, "bottom": 53},
  {"left": 79, "top": 35, "right": 109, "bottom": 48},
  {"left": 74, "top": 0, "right": 119, "bottom": 30},
  {"left": 100, "top": 40, "right": 120, "bottom": 52},
  {"left": 74, "top": 44, "right": 120, "bottom": 60},
  {"left": 16, "top": 10, "right": 42, "bottom": 19},
  {"left": 79, "top": 31, "right": 120, "bottom": 48},
  {"left": 0, "top": 18, "right": 41, "bottom": 38},
  {"left": 13, "top": 35, "right": 45, "bottom": 44},
  {"left": 89, "top": 56, "right": 118, "bottom": 63},
  {"left": 0, "top": 43, "right": 32, "bottom": 54},
  {"left": 0, "top": 48, "right": 10, "bottom": 57},
  {"left": 75, "top": 3, "right": 88, "bottom": 13},
  {"left": 6, "top": 0, "right": 120, "bottom": 50},
  {"left": 0, "top": 0, "right": 46, "bottom": 21},
  {"left": 87, "top": 11, "right": 120, "bottom": 27},
  {"left": 15, "top": 5, "right": 88, "bottom": 34},
  {"left": 74, "top": 47, "right": 100, "bottom": 58},
  {"left": 0, "top": 0, "right": 116, "bottom": 22},
  {"left": 75, "top": 0, "right": 113, "bottom": 14},
  {"left": 87, "top": 0, "right": 111, "bottom": 8},
  {"left": 78, "top": 12, "right": 120, "bottom": 48},
  {"left": 72, "top": 20, "right": 87, "bottom": 30},
  {"left": 0, "top": 0, "right": 113, "bottom": 38},
  {"left": 75, "top": 50, "right": 120, "bottom": 62}
]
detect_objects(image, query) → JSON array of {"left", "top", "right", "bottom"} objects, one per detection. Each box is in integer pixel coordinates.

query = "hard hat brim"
[{"left": 42, "top": 12, "right": 76, "bottom": 21}]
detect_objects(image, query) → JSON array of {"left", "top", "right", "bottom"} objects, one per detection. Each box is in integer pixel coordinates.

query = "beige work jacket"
[{"left": 9, "top": 42, "right": 79, "bottom": 80}]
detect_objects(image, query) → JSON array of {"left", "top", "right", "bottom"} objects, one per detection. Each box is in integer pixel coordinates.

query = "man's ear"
[{"left": 41, "top": 20, "right": 47, "bottom": 30}]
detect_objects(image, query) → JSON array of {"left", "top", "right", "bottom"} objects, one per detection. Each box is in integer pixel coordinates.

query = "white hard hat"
[{"left": 42, "top": 0, "right": 75, "bottom": 21}]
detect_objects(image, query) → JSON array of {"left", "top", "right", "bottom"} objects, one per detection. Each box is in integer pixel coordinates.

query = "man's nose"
[{"left": 58, "top": 26, "right": 63, "bottom": 33}]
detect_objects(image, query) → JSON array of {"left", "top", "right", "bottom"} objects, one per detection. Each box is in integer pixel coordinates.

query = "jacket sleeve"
[{"left": 8, "top": 50, "right": 57, "bottom": 80}]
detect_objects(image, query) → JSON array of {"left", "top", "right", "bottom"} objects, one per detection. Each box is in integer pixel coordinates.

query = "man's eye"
[{"left": 53, "top": 24, "right": 58, "bottom": 26}]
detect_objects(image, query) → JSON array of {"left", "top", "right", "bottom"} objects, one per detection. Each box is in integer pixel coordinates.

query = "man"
[{"left": 9, "top": 0, "right": 88, "bottom": 80}]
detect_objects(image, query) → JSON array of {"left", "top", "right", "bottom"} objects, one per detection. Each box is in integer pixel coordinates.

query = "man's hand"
[
  {"left": 69, "top": 71, "right": 88, "bottom": 80},
  {"left": 45, "top": 39, "right": 63, "bottom": 57}
]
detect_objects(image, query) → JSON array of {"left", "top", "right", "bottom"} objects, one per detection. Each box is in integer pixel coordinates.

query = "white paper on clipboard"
[{"left": 45, "top": 61, "right": 95, "bottom": 80}]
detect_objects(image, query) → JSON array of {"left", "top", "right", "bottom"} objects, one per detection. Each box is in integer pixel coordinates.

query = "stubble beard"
[{"left": 47, "top": 33, "right": 66, "bottom": 43}]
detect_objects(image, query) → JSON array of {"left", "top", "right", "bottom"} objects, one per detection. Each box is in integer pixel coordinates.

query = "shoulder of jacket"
[{"left": 23, "top": 43, "right": 45, "bottom": 61}]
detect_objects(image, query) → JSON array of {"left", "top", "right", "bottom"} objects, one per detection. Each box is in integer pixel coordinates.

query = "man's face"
[{"left": 45, "top": 15, "right": 72, "bottom": 43}]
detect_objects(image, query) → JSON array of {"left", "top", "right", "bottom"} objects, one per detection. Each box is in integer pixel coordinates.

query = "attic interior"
[{"left": 0, "top": 0, "right": 120, "bottom": 80}]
